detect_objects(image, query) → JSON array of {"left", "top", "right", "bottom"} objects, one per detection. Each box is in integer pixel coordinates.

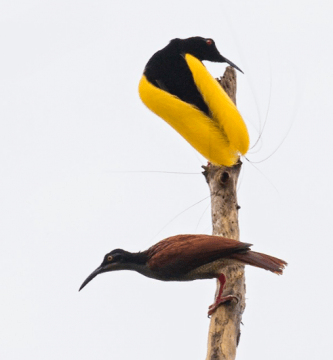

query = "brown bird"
[{"left": 79, "top": 234, "right": 287, "bottom": 316}]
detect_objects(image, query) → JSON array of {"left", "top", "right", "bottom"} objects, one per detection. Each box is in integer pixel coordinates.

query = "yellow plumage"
[
  {"left": 138, "top": 54, "right": 249, "bottom": 166},
  {"left": 185, "top": 54, "right": 249, "bottom": 157}
]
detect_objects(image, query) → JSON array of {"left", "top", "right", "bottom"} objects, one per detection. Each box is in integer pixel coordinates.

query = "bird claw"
[{"left": 207, "top": 295, "right": 239, "bottom": 317}]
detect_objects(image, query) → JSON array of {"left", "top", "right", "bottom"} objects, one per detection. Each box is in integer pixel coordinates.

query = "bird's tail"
[{"left": 231, "top": 251, "right": 287, "bottom": 275}]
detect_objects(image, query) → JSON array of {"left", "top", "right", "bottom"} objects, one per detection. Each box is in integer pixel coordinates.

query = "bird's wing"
[{"left": 147, "top": 234, "right": 251, "bottom": 276}]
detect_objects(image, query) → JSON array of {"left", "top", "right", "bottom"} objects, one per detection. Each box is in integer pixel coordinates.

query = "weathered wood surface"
[{"left": 203, "top": 67, "right": 246, "bottom": 360}]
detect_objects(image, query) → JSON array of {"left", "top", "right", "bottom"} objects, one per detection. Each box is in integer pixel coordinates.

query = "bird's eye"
[
  {"left": 206, "top": 39, "right": 213, "bottom": 45},
  {"left": 107, "top": 255, "right": 113, "bottom": 262}
]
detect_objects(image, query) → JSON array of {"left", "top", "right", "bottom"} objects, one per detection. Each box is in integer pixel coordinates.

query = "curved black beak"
[
  {"left": 219, "top": 55, "right": 244, "bottom": 74},
  {"left": 79, "top": 265, "right": 105, "bottom": 291}
]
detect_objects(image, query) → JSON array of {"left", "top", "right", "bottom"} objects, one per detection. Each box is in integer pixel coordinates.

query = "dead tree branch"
[{"left": 203, "top": 67, "right": 246, "bottom": 360}]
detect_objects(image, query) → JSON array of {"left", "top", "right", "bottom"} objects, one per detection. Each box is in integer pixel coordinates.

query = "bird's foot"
[{"left": 207, "top": 295, "right": 239, "bottom": 317}]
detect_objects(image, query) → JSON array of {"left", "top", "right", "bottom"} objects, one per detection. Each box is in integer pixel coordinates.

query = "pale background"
[{"left": 1, "top": 1, "right": 332, "bottom": 359}]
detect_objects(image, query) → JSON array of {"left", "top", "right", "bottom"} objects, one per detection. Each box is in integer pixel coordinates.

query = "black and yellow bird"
[
  {"left": 139, "top": 37, "right": 250, "bottom": 166},
  {"left": 79, "top": 234, "right": 286, "bottom": 316}
]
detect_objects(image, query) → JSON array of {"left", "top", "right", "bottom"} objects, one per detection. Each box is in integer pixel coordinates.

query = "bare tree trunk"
[{"left": 203, "top": 67, "right": 246, "bottom": 360}]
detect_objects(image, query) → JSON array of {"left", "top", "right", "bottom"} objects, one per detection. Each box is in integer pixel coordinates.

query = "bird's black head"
[
  {"left": 79, "top": 248, "right": 139, "bottom": 291},
  {"left": 101, "top": 248, "right": 134, "bottom": 266},
  {"left": 171, "top": 37, "right": 243, "bottom": 73}
]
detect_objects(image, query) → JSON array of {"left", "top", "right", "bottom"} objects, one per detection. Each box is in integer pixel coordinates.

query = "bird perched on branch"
[
  {"left": 79, "top": 234, "right": 286, "bottom": 316},
  {"left": 139, "top": 37, "right": 250, "bottom": 167}
]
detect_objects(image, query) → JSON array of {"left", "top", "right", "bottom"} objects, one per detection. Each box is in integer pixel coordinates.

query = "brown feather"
[
  {"left": 145, "top": 234, "right": 252, "bottom": 277},
  {"left": 230, "top": 251, "right": 287, "bottom": 275}
]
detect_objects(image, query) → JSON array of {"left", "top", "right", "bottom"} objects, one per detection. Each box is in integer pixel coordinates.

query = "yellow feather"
[
  {"left": 139, "top": 76, "right": 238, "bottom": 166},
  {"left": 185, "top": 54, "right": 249, "bottom": 156}
]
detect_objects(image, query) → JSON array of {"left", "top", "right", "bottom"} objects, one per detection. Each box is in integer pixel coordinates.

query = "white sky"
[{"left": 1, "top": 1, "right": 332, "bottom": 359}]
